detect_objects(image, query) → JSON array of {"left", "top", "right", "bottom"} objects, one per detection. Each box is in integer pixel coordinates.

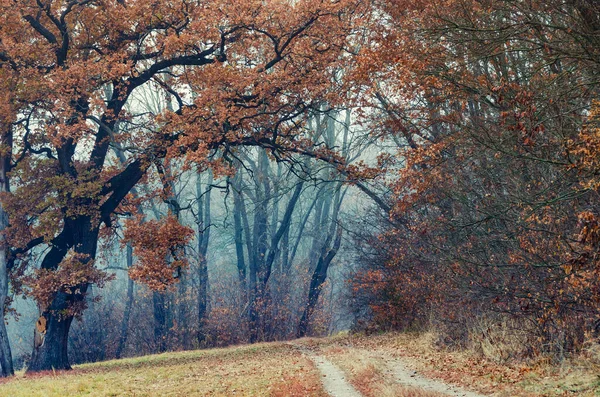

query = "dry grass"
[
  {"left": 468, "top": 316, "right": 533, "bottom": 364},
  {"left": 0, "top": 342, "right": 327, "bottom": 397}
]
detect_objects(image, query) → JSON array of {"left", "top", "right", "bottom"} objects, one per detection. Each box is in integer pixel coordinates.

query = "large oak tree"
[{"left": 0, "top": 0, "right": 366, "bottom": 372}]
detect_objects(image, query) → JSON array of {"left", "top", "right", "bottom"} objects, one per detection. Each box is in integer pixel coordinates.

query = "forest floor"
[{"left": 0, "top": 332, "right": 598, "bottom": 396}]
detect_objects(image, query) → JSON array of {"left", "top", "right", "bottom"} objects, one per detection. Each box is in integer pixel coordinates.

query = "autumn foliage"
[
  {"left": 122, "top": 215, "right": 193, "bottom": 291},
  {"left": 351, "top": 0, "right": 600, "bottom": 356},
  {"left": 27, "top": 252, "right": 112, "bottom": 316}
]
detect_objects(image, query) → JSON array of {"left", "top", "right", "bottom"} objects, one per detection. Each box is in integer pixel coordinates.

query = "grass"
[
  {"left": 0, "top": 342, "right": 327, "bottom": 397},
  {"left": 2, "top": 332, "right": 599, "bottom": 396}
]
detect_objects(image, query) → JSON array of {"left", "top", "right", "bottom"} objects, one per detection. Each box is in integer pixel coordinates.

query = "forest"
[{"left": 0, "top": 0, "right": 598, "bottom": 382}]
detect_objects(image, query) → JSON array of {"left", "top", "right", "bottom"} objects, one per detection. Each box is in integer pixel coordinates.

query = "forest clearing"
[{"left": 0, "top": 332, "right": 598, "bottom": 396}]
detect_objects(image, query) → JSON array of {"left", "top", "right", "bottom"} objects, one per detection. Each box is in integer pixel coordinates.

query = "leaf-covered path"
[{"left": 292, "top": 341, "right": 487, "bottom": 397}]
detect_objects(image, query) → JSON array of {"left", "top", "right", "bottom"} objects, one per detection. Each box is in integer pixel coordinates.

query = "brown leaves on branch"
[
  {"left": 26, "top": 252, "right": 113, "bottom": 316},
  {"left": 123, "top": 214, "right": 193, "bottom": 291},
  {"left": 0, "top": 0, "right": 369, "bottom": 313}
]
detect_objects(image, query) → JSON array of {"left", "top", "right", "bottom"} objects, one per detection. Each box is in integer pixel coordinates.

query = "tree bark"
[
  {"left": 297, "top": 183, "right": 345, "bottom": 338},
  {"left": 153, "top": 291, "right": 168, "bottom": 353},
  {"left": 248, "top": 153, "right": 270, "bottom": 343},
  {"left": 262, "top": 181, "right": 304, "bottom": 286},
  {"left": 232, "top": 174, "right": 247, "bottom": 288}
]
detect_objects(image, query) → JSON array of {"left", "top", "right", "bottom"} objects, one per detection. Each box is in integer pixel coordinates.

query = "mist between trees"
[{"left": 0, "top": 0, "right": 599, "bottom": 375}]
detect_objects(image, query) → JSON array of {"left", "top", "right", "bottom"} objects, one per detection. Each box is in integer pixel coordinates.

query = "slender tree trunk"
[
  {"left": 297, "top": 184, "right": 345, "bottom": 338},
  {"left": 196, "top": 256, "right": 208, "bottom": 345},
  {"left": 115, "top": 244, "right": 134, "bottom": 359},
  {"left": 196, "top": 171, "right": 211, "bottom": 345},
  {"left": 153, "top": 291, "right": 168, "bottom": 352},
  {"left": 147, "top": 198, "right": 171, "bottom": 353},
  {"left": 232, "top": 176, "right": 247, "bottom": 288},
  {"left": 281, "top": 226, "right": 290, "bottom": 273},
  {"left": 297, "top": 226, "right": 342, "bottom": 338},
  {"left": 0, "top": 128, "right": 13, "bottom": 376},
  {"left": 250, "top": 205, "right": 268, "bottom": 340},
  {"left": 263, "top": 181, "right": 304, "bottom": 286},
  {"left": 177, "top": 274, "right": 189, "bottom": 349},
  {"left": 289, "top": 190, "right": 321, "bottom": 266},
  {"left": 231, "top": 171, "right": 252, "bottom": 340}
]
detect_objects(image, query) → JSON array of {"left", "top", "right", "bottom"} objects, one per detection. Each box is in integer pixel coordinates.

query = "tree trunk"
[
  {"left": 281, "top": 226, "right": 290, "bottom": 273},
  {"left": 28, "top": 219, "right": 97, "bottom": 373},
  {"left": 197, "top": 256, "right": 208, "bottom": 345},
  {"left": 196, "top": 171, "right": 211, "bottom": 345},
  {"left": 0, "top": 129, "right": 13, "bottom": 376},
  {"left": 28, "top": 292, "right": 76, "bottom": 371},
  {"left": 0, "top": 252, "right": 12, "bottom": 376},
  {"left": 232, "top": 179, "right": 247, "bottom": 288},
  {"left": 263, "top": 181, "right": 304, "bottom": 286},
  {"left": 297, "top": 220, "right": 343, "bottom": 338},
  {"left": 115, "top": 244, "right": 134, "bottom": 359},
  {"left": 249, "top": 199, "right": 268, "bottom": 342},
  {"left": 0, "top": 282, "right": 12, "bottom": 377},
  {"left": 153, "top": 291, "right": 168, "bottom": 352}
]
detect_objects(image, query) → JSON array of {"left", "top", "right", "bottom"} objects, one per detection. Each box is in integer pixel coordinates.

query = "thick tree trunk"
[
  {"left": 0, "top": 312, "right": 12, "bottom": 376},
  {"left": 28, "top": 220, "right": 97, "bottom": 373},
  {"left": 0, "top": 252, "right": 12, "bottom": 376},
  {"left": 28, "top": 292, "right": 75, "bottom": 372}
]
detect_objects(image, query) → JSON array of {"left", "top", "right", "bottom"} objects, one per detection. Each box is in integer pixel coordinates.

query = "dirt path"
[
  {"left": 291, "top": 344, "right": 362, "bottom": 397},
  {"left": 290, "top": 342, "right": 487, "bottom": 397},
  {"left": 380, "top": 355, "right": 487, "bottom": 397}
]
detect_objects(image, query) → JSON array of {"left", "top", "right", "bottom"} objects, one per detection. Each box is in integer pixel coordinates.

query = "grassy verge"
[{"left": 0, "top": 342, "right": 327, "bottom": 397}]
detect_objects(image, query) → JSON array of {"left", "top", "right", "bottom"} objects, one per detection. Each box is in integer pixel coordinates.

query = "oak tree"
[{"left": 0, "top": 0, "right": 365, "bottom": 372}]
